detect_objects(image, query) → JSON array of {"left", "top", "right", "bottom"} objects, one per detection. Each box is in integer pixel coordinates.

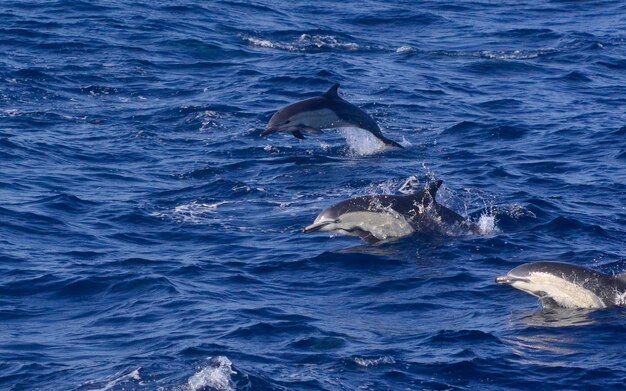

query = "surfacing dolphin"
[
  {"left": 303, "top": 180, "right": 475, "bottom": 243},
  {"left": 496, "top": 262, "right": 626, "bottom": 309},
  {"left": 262, "top": 83, "right": 403, "bottom": 148}
]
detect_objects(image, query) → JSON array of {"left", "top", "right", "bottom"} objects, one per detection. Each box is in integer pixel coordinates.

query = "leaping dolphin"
[
  {"left": 262, "top": 83, "right": 403, "bottom": 148},
  {"left": 303, "top": 180, "right": 475, "bottom": 243},
  {"left": 496, "top": 262, "right": 626, "bottom": 309}
]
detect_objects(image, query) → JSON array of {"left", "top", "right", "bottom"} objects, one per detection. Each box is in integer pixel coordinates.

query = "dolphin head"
[
  {"left": 303, "top": 208, "right": 343, "bottom": 234},
  {"left": 262, "top": 103, "right": 305, "bottom": 135},
  {"left": 304, "top": 197, "right": 386, "bottom": 241},
  {"left": 495, "top": 264, "right": 535, "bottom": 293},
  {"left": 496, "top": 262, "right": 608, "bottom": 309}
]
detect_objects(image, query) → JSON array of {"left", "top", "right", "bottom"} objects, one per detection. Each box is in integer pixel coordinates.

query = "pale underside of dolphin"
[
  {"left": 303, "top": 180, "right": 475, "bottom": 243},
  {"left": 496, "top": 261, "right": 626, "bottom": 309},
  {"left": 262, "top": 83, "right": 403, "bottom": 148}
]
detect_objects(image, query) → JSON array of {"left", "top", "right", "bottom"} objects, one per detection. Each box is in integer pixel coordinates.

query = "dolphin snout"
[
  {"left": 261, "top": 125, "right": 278, "bottom": 136},
  {"left": 495, "top": 276, "right": 512, "bottom": 285},
  {"left": 495, "top": 275, "right": 529, "bottom": 285},
  {"left": 303, "top": 220, "right": 336, "bottom": 233}
]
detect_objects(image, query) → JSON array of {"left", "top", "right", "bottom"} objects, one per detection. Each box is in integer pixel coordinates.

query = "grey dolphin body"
[
  {"left": 262, "top": 83, "right": 403, "bottom": 148},
  {"left": 303, "top": 180, "right": 474, "bottom": 243},
  {"left": 496, "top": 262, "right": 626, "bottom": 309}
]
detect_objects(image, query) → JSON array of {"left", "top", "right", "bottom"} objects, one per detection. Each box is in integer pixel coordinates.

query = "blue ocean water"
[{"left": 1, "top": 0, "right": 626, "bottom": 389}]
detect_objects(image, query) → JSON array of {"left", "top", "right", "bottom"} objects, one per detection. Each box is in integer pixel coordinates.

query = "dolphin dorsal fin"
[
  {"left": 323, "top": 83, "right": 340, "bottom": 99},
  {"left": 426, "top": 180, "right": 443, "bottom": 199},
  {"left": 417, "top": 180, "right": 442, "bottom": 206}
]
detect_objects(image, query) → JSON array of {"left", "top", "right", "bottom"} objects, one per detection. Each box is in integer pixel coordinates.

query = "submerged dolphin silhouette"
[
  {"left": 262, "top": 83, "right": 403, "bottom": 148},
  {"left": 496, "top": 261, "right": 626, "bottom": 309},
  {"left": 304, "top": 180, "right": 475, "bottom": 243}
]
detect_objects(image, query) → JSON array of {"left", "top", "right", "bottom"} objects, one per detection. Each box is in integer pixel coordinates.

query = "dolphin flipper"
[{"left": 292, "top": 130, "right": 306, "bottom": 140}]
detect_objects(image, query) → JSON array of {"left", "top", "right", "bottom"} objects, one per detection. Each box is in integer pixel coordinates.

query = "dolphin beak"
[
  {"left": 495, "top": 275, "right": 529, "bottom": 285},
  {"left": 261, "top": 126, "right": 277, "bottom": 136},
  {"left": 495, "top": 276, "right": 512, "bottom": 285},
  {"left": 303, "top": 220, "right": 335, "bottom": 233}
]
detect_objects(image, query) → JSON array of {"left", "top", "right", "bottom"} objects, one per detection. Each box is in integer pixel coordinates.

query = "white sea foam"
[
  {"left": 613, "top": 290, "right": 626, "bottom": 306},
  {"left": 241, "top": 36, "right": 284, "bottom": 49},
  {"left": 353, "top": 356, "right": 395, "bottom": 367},
  {"left": 479, "top": 49, "right": 556, "bottom": 60},
  {"left": 187, "top": 356, "right": 236, "bottom": 391},
  {"left": 502, "top": 203, "right": 536, "bottom": 219},
  {"left": 83, "top": 367, "right": 141, "bottom": 391},
  {"left": 396, "top": 45, "right": 416, "bottom": 54},
  {"left": 2, "top": 109, "right": 18, "bottom": 117},
  {"left": 195, "top": 110, "right": 222, "bottom": 131},
  {"left": 151, "top": 201, "right": 228, "bottom": 224},
  {"left": 240, "top": 35, "right": 299, "bottom": 51},
  {"left": 298, "top": 34, "right": 360, "bottom": 50},
  {"left": 241, "top": 34, "right": 360, "bottom": 52}
]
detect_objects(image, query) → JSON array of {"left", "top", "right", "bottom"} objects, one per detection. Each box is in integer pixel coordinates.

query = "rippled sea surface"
[{"left": 2, "top": 1, "right": 626, "bottom": 390}]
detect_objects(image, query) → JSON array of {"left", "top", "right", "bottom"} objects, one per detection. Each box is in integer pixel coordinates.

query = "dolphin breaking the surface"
[
  {"left": 262, "top": 83, "right": 403, "bottom": 148},
  {"left": 496, "top": 261, "right": 626, "bottom": 309},
  {"left": 304, "top": 180, "right": 475, "bottom": 243}
]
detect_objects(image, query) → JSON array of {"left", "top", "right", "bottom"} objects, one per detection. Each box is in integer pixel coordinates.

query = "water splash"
[
  {"left": 338, "top": 127, "right": 389, "bottom": 155},
  {"left": 187, "top": 356, "right": 237, "bottom": 391},
  {"left": 477, "top": 212, "right": 499, "bottom": 235},
  {"left": 398, "top": 175, "right": 421, "bottom": 194}
]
